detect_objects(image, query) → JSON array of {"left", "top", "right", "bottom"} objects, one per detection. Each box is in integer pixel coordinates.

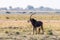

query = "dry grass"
[
  {"left": 0, "top": 14, "right": 60, "bottom": 30},
  {"left": 0, "top": 14, "right": 60, "bottom": 20},
  {"left": 0, "top": 14, "right": 60, "bottom": 40}
]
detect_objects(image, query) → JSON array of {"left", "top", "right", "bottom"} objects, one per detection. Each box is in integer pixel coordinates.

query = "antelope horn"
[{"left": 30, "top": 13, "right": 36, "bottom": 19}]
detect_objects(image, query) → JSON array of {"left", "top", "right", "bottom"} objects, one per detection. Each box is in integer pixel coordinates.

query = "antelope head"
[{"left": 28, "top": 13, "right": 36, "bottom": 22}]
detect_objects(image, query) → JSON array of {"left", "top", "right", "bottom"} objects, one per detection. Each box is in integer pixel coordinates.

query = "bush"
[
  {"left": 6, "top": 17, "right": 9, "bottom": 19},
  {"left": 16, "top": 32, "right": 20, "bottom": 35},
  {"left": 9, "top": 26, "right": 12, "bottom": 29},
  {"left": 6, "top": 11, "right": 11, "bottom": 14},
  {"left": 5, "top": 31, "right": 9, "bottom": 34},
  {"left": 47, "top": 30, "right": 53, "bottom": 35}
]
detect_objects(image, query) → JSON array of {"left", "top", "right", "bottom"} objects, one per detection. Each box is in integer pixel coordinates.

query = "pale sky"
[{"left": 0, "top": 0, "right": 60, "bottom": 9}]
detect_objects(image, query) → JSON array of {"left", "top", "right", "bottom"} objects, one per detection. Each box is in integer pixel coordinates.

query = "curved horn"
[{"left": 30, "top": 13, "right": 36, "bottom": 19}]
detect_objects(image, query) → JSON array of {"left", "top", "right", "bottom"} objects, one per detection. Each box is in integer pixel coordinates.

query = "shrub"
[
  {"left": 5, "top": 31, "right": 9, "bottom": 34},
  {"left": 47, "top": 30, "right": 53, "bottom": 35},
  {"left": 16, "top": 32, "right": 20, "bottom": 35},
  {"left": 6, "top": 17, "right": 9, "bottom": 19},
  {"left": 9, "top": 26, "right": 12, "bottom": 29},
  {"left": 6, "top": 11, "right": 11, "bottom": 14}
]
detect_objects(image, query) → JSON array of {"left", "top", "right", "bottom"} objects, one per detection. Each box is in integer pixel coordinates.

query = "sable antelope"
[{"left": 28, "top": 13, "right": 44, "bottom": 34}]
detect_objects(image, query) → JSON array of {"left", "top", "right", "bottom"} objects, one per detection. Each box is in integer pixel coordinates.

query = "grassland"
[
  {"left": 0, "top": 13, "right": 60, "bottom": 40},
  {"left": 0, "top": 14, "right": 60, "bottom": 20}
]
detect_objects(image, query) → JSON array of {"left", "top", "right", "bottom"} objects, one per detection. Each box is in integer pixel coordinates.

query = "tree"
[{"left": 26, "top": 5, "right": 34, "bottom": 10}]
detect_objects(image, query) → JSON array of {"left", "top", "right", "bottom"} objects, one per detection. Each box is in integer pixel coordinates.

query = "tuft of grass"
[
  {"left": 47, "top": 29, "right": 53, "bottom": 35},
  {"left": 15, "top": 32, "right": 20, "bottom": 35},
  {"left": 6, "top": 17, "right": 9, "bottom": 19},
  {"left": 5, "top": 31, "right": 9, "bottom": 34}
]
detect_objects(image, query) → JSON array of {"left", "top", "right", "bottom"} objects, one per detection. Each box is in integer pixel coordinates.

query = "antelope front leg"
[
  {"left": 33, "top": 27, "right": 37, "bottom": 35},
  {"left": 33, "top": 27, "right": 34, "bottom": 35},
  {"left": 35, "top": 28, "right": 37, "bottom": 34},
  {"left": 38, "top": 28, "right": 40, "bottom": 34}
]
